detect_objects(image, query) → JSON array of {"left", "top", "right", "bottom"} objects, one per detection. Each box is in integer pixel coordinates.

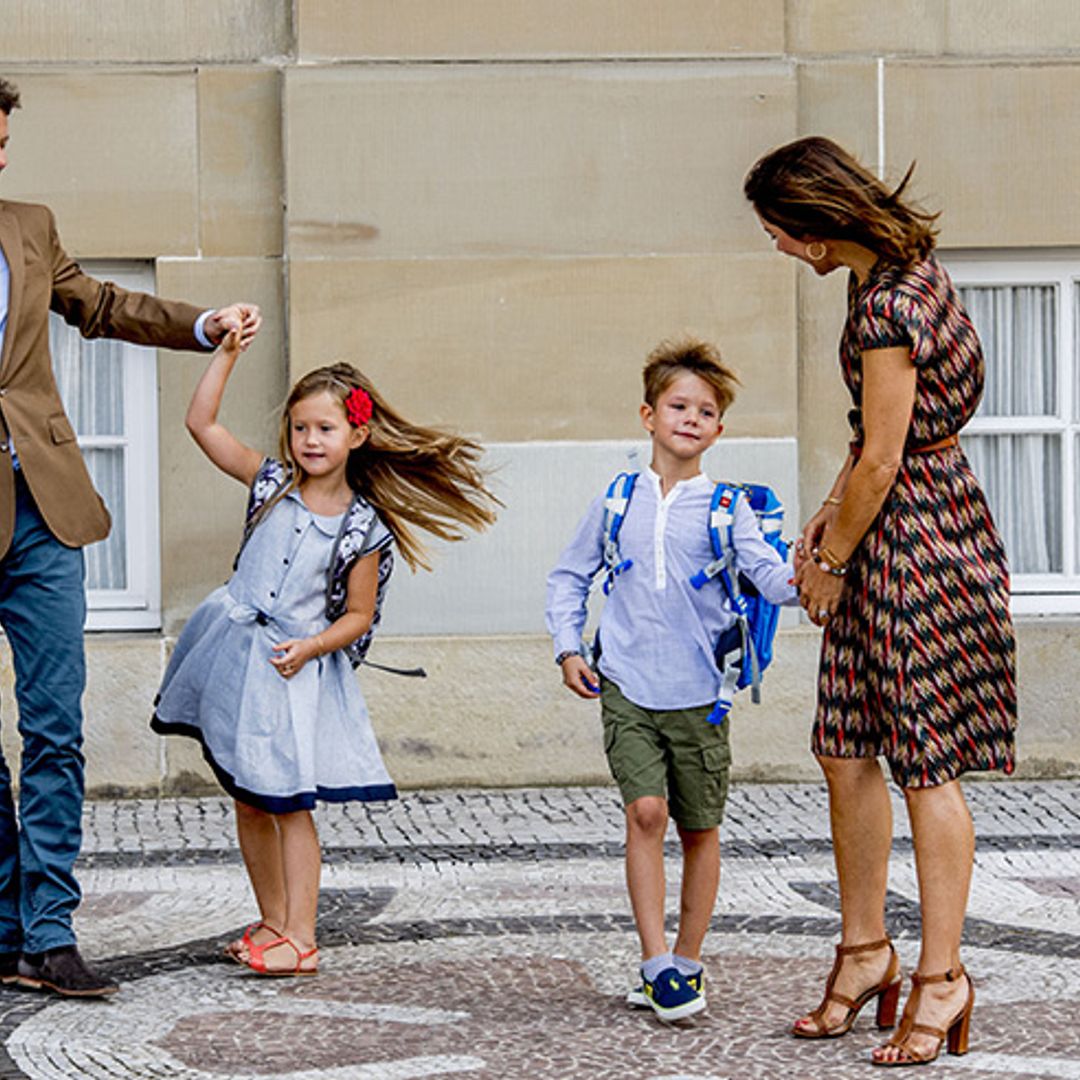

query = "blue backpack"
[{"left": 600, "top": 472, "right": 787, "bottom": 725}]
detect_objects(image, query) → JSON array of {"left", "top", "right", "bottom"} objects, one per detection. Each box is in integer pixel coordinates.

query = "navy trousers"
[{"left": 0, "top": 472, "right": 86, "bottom": 954}]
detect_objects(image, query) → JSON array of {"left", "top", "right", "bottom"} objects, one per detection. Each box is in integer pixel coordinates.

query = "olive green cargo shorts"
[{"left": 600, "top": 677, "right": 731, "bottom": 830}]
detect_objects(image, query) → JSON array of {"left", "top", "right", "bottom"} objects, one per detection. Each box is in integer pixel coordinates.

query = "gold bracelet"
[
  {"left": 822, "top": 496, "right": 843, "bottom": 507},
  {"left": 314, "top": 633, "right": 327, "bottom": 656}
]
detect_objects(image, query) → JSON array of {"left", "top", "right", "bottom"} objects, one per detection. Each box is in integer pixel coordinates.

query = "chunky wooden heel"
[
  {"left": 872, "top": 966, "right": 975, "bottom": 1067},
  {"left": 793, "top": 938, "right": 902, "bottom": 1039},
  {"left": 875, "top": 972, "right": 902, "bottom": 1029}
]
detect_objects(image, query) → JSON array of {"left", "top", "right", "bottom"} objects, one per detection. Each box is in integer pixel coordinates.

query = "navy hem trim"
[{"left": 150, "top": 715, "right": 398, "bottom": 814}]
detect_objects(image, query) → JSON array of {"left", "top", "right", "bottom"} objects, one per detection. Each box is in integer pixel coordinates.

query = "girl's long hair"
[
  {"left": 744, "top": 136, "right": 938, "bottom": 266},
  {"left": 277, "top": 364, "right": 499, "bottom": 571}
]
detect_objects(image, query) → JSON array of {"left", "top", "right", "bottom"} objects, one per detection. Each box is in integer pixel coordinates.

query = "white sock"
[
  {"left": 641, "top": 953, "right": 674, "bottom": 982},
  {"left": 673, "top": 954, "right": 703, "bottom": 977}
]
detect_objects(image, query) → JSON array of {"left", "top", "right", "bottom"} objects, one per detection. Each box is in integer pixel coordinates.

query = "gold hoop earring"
[{"left": 805, "top": 241, "right": 827, "bottom": 262}]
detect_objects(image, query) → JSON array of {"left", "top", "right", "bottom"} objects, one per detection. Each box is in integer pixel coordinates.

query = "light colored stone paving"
[{"left": 1, "top": 780, "right": 1078, "bottom": 1079}]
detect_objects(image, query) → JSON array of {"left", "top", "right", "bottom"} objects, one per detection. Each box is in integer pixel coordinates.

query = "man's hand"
[{"left": 204, "top": 303, "right": 262, "bottom": 350}]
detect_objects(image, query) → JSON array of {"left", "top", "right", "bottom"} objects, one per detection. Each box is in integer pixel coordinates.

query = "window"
[
  {"left": 943, "top": 253, "right": 1080, "bottom": 614},
  {"left": 49, "top": 262, "right": 161, "bottom": 630}
]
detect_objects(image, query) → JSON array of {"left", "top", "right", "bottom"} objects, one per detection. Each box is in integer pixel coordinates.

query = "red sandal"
[
  {"left": 793, "top": 938, "right": 902, "bottom": 1039},
  {"left": 242, "top": 935, "right": 319, "bottom": 977},
  {"left": 224, "top": 921, "right": 280, "bottom": 965}
]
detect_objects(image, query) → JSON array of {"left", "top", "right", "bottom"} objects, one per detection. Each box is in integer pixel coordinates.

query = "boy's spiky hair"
[
  {"left": 643, "top": 337, "right": 740, "bottom": 415},
  {"left": 0, "top": 78, "right": 21, "bottom": 115}
]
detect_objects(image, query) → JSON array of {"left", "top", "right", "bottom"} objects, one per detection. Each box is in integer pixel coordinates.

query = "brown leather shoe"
[
  {"left": 16, "top": 945, "right": 119, "bottom": 998},
  {"left": 0, "top": 950, "right": 18, "bottom": 985}
]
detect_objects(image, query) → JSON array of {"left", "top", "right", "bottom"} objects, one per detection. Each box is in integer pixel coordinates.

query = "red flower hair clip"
[{"left": 345, "top": 386, "right": 373, "bottom": 427}]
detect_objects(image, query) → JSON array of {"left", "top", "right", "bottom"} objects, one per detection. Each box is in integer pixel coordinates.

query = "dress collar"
[{"left": 285, "top": 488, "right": 347, "bottom": 536}]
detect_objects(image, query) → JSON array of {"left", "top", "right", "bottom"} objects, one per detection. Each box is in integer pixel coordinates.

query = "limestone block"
[
  {"left": 296, "top": 0, "right": 783, "bottom": 60},
  {"left": 796, "top": 270, "right": 854, "bottom": 514},
  {"left": 154, "top": 258, "right": 286, "bottom": 633},
  {"left": 197, "top": 68, "right": 284, "bottom": 258},
  {"left": 787, "top": 0, "right": 946, "bottom": 56},
  {"left": 288, "top": 253, "right": 796, "bottom": 442},
  {"left": 284, "top": 63, "right": 795, "bottom": 258},
  {"left": 373, "top": 438, "right": 799, "bottom": 638},
  {"left": 0, "top": 1, "right": 290, "bottom": 62},
  {"left": 797, "top": 62, "right": 880, "bottom": 160},
  {"left": 82, "top": 637, "right": 166, "bottom": 795},
  {"left": 0, "top": 72, "right": 199, "bottom": 257},
  {"left": 884, "top": 63, "right": 1080, "bottom": 247},
  {"left": 1014, "top": 619, "right": 1080, "bottom": 776},
  {"left": 947, "top": 0, "right": 1080, "bottom": 55}
]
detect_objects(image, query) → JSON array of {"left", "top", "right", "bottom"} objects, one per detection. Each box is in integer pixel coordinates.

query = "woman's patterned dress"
[{"left": 813, "top": 254, "right": 1017, "bottom": 788}]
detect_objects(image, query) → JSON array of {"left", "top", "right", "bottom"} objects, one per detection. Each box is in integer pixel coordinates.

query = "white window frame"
[
  {"left": 941, "top": 250, "right": 1080, "bottom": 616},
  {"left": 50, "top": 261, "right": 161, "bottom": 631}
]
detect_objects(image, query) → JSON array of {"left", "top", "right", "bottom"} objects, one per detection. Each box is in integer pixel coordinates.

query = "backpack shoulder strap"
[
  {"left": 600, "top": 471, "right": 638, "bottom": 595},
  {"left": 690, "top": 480, "right": 742, "bottom": 589}
]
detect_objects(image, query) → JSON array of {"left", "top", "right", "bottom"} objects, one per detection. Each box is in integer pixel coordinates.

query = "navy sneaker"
[
  {"left": 627, "top": 966, "right": 706, "bottom": 1009},
  {"left": 639, "top": 966, "right": 705, "bottom": 1022}
]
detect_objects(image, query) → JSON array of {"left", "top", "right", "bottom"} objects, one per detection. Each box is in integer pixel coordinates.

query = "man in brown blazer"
[{"left": 0, "top": 77, "right": 261, "bottom": 997}]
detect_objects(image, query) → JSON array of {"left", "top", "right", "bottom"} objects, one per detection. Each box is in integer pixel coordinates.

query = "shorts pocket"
[{"left": 702, "top": 742, "right": 731, "bottom": 773}]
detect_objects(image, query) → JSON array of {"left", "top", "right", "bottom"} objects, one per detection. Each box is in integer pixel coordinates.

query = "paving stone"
[{"left": 1, "top": 780, "right": 1078, "bottom": 1078}]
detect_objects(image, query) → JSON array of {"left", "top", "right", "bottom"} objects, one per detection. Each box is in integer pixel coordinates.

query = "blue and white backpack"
[{"left": 600, "top": 471, "right": 787, "bottom": 725}]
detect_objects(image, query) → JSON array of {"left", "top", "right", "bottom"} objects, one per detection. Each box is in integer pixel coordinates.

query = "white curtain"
[
  {"left": 48, "top": 318, "right": 127, "bottom": 590},
  {"left": 959, "top": 285, "right": 1060, "bottom": 575},
  {"left": 961, "top": 434, "right": 1061, "bottom": 573}
]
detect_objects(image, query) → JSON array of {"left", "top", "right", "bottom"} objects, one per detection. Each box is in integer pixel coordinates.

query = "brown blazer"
[{"left": 0, "top": 198, "right": 208, "bottom": 557}]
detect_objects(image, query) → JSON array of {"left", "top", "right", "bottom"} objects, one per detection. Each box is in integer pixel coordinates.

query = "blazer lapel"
[{"left": 0, "top": 204, "right": 25, "bottom": 379}]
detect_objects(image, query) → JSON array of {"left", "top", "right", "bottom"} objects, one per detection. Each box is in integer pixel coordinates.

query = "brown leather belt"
[{"left": 850, "top": 433, "right": 959, "bottom": 457}]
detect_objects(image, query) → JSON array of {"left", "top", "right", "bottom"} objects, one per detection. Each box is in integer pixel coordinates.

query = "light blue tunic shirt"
[{"left": 545, "top": 469, "right": 798, "bottom": 711}]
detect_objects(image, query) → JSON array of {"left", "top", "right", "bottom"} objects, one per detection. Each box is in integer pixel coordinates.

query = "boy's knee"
[{"left": 626, "top": 795, "right": 668, "bottom": 836}]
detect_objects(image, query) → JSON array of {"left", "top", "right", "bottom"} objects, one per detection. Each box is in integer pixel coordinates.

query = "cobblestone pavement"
[{"left": 1, "top": 780, "right": 1078, "bottom": 1079}]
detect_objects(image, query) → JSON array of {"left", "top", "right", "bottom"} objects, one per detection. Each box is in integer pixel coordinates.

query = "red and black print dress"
[{"left": 813, "top": 254, "right": 1017, "bottom": 788}]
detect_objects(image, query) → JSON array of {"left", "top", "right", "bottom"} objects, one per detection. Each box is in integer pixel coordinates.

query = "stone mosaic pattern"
[{"left": 1, "top": 781, "right": 1078, "bottom": 1078}]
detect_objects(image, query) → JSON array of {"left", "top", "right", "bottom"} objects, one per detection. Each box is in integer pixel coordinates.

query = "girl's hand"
[
  {"left": 561, "top": 655, "right": 601, "bottom": 699},
  {"left": 271, "top": 638, "right": 320, "bottom": 680},
  {"left": 793, "top": 558, "right": 846, "bottom": 627},
  {"left": 205, "top": 303, "right": 262, "bottom": 350}
]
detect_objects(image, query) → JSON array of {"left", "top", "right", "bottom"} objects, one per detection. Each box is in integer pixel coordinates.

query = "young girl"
[{"left": 152, "top": 330, "right": 498, "bottom": 976}]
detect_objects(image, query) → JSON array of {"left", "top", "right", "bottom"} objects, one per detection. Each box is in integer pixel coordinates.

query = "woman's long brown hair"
[
  {"left": 744, "top": 136, "right": 938, "bottom": 266},
  {"left": 277, "top": 364, "right": 499, "bottom": 571}
]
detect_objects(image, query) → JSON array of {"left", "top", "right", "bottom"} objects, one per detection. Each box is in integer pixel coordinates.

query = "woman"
[{"left": 744, "top": 137, "right": 1016, "bottom": 1067}]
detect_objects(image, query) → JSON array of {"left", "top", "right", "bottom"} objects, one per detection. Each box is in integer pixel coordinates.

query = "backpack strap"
[
  {"left": 600, "top": 471, "right": 638, "bottom": 595},
  {"left": 690, "top": 482, "right": 763, "bottom": 723}
]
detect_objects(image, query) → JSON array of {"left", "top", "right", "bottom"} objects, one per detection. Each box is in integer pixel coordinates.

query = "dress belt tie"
[{"left": 849, "top": 433, "right": 959, "bottom": 458}]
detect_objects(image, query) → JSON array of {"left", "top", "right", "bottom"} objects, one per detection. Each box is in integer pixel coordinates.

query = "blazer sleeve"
[{"left": 45, "top": 208, "right": 209, "bottom": 351}]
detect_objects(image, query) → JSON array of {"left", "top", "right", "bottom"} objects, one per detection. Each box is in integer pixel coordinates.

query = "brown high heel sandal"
[
  {"left": 793, "top": 938, "right": 902, "bottom": 1039},
  {"left": 872, "top": 966, "right": 974, "bottom": 1067}
]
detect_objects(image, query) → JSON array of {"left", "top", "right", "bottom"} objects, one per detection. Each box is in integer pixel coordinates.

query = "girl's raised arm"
[{"left": 185, "top": 328, "right": 264, "bottom": 485}]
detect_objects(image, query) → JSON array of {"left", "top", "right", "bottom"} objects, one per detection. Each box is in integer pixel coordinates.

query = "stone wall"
[{"left": 1, "top": 2, "right": 1077, "bottom": 790}]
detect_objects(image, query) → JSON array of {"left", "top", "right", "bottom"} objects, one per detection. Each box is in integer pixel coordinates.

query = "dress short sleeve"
[
  {"left": 361, "top": 514, "right": 393, "bottom": 556},
  {"left": 854, "top": 284, "right": 934, "bottom": 366}
]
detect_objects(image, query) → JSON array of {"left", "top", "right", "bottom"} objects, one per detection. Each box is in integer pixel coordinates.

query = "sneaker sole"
[
  {"left": 628, "top": 987, "right": 707, "bottom": 1010},
  {"left": 647, "top": 994, "right": 706, "bottom": 1023},
  {"left": 15, "top": 975, "right": 118, "bottom": 998}
]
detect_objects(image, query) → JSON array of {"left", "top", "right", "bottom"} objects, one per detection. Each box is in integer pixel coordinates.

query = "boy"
[{"left": 545, "top": 338, "right": 797, "bottom": 1022}]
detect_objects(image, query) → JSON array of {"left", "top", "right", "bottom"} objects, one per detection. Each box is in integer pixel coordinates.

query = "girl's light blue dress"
[{"left": 152, "top": 489, "right": 397, "bottom": 813}]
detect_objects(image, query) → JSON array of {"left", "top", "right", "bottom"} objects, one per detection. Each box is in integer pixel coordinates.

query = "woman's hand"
[
  {"left": 270, "top": 637, "right": 321, "bottom": 680},
  {"left": 793, "top": 557, "right": 846, "bottom": 627},
  {"left": 795, "top": 505, "right": 837, "bottom": 572},
  {"left": 561, "top": 655, "right": 601, "bottom": 699}
]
